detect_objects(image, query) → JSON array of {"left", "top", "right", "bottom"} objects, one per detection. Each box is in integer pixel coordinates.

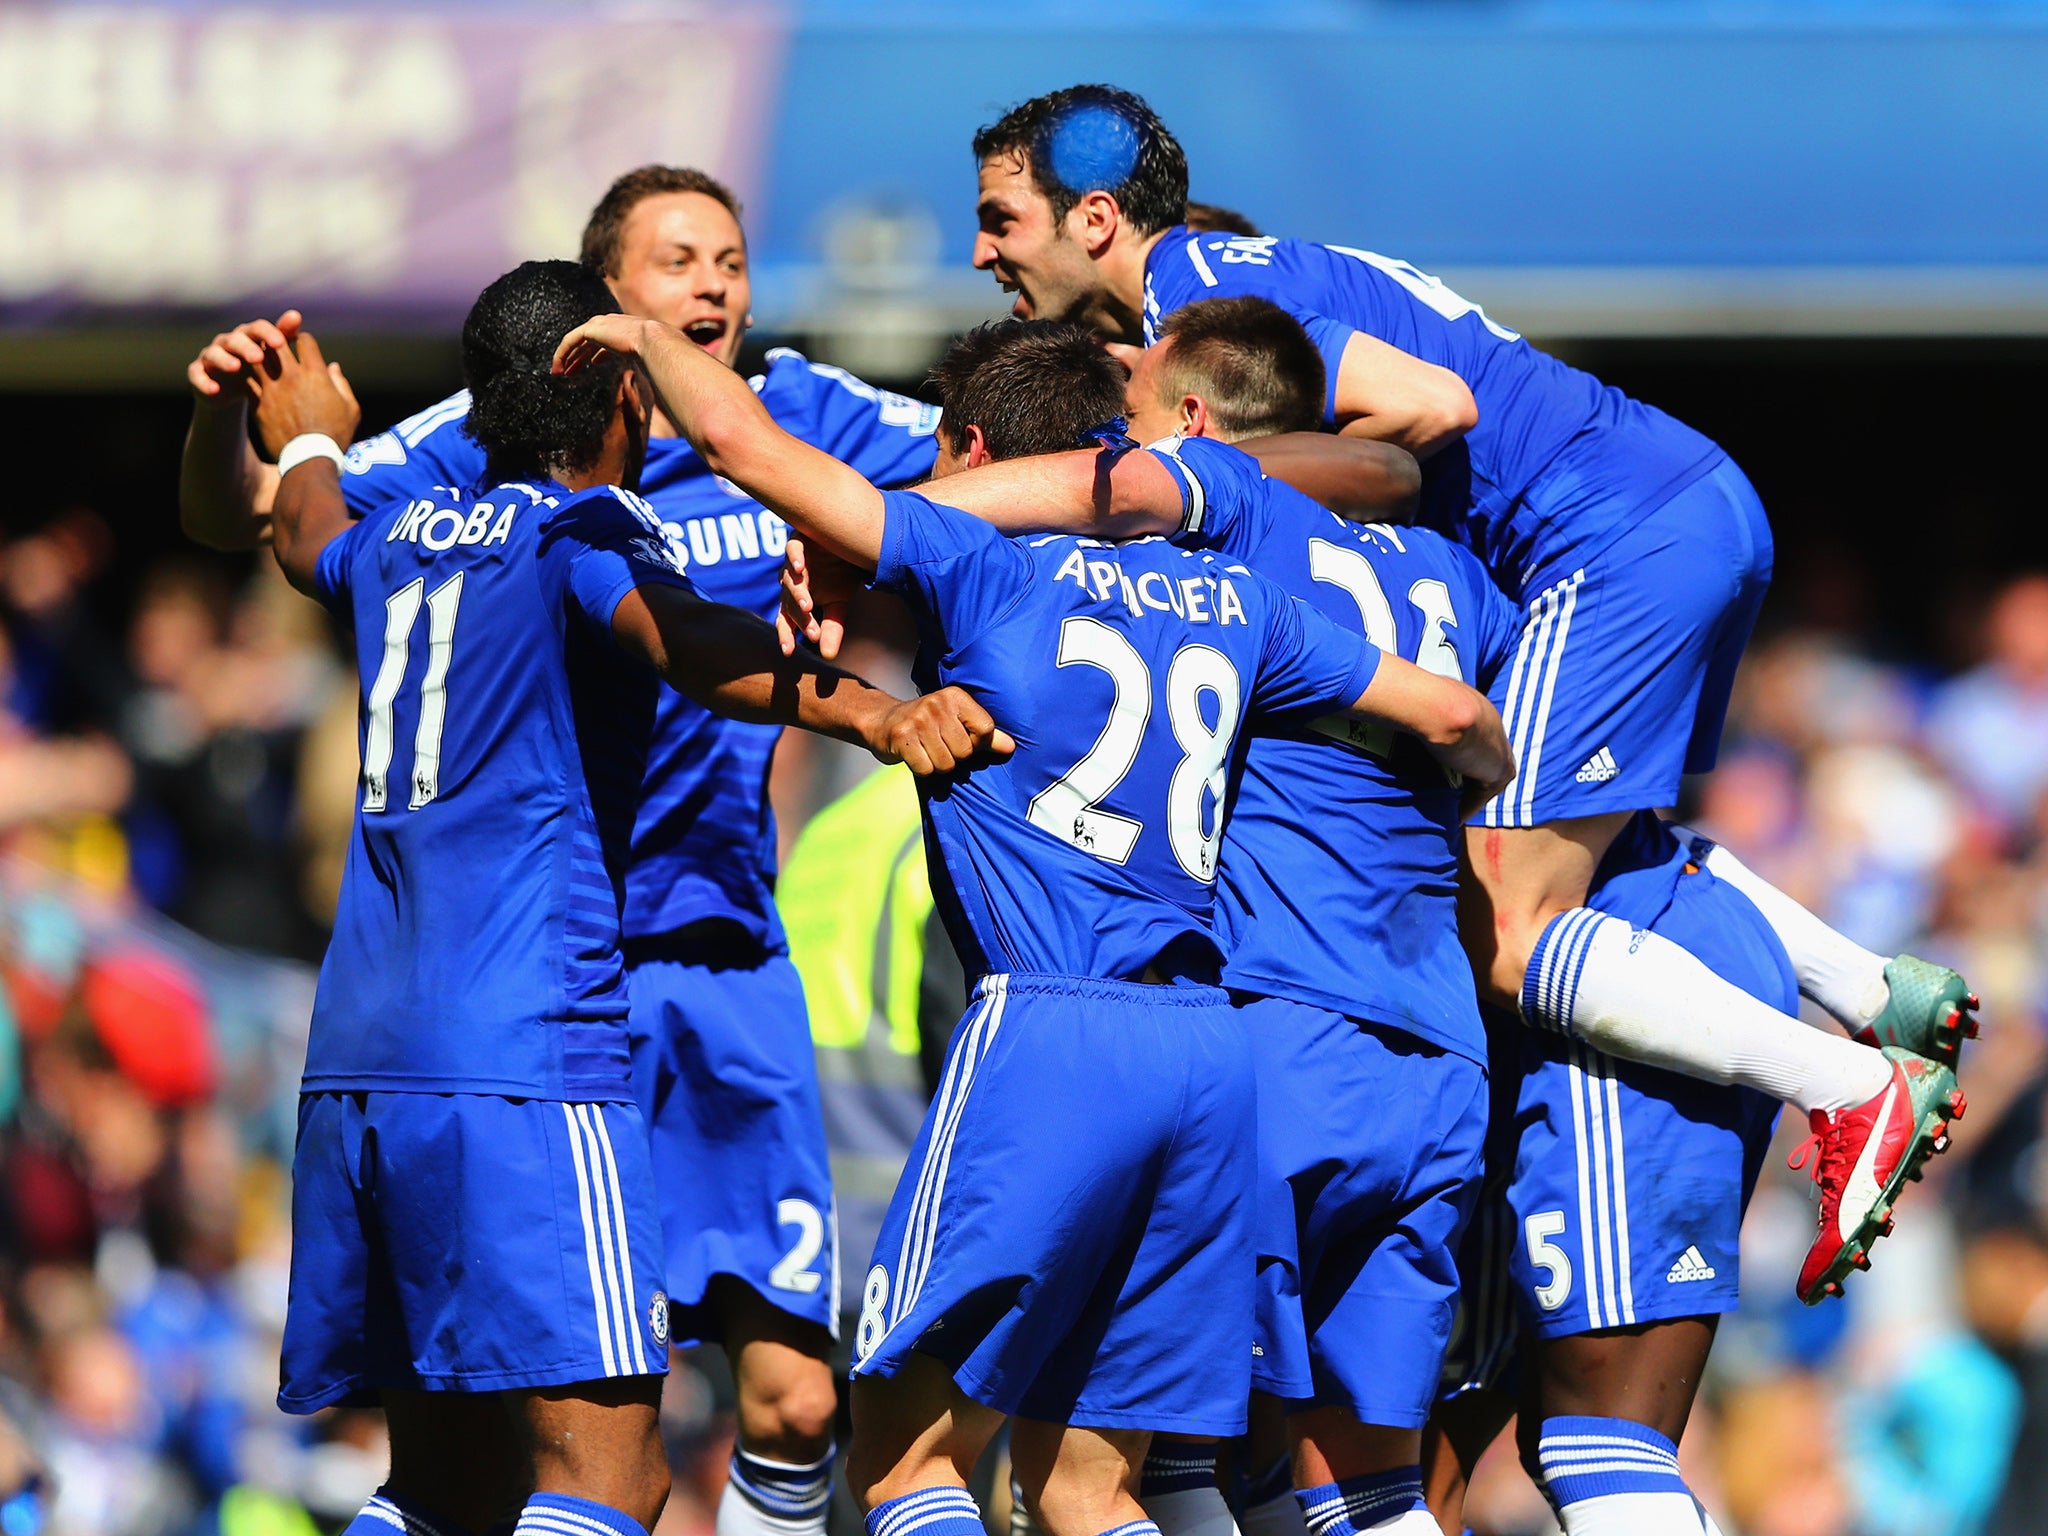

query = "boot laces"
[{"left": 1788, "top": 1111, "right": 1845, "bottom": 1196}]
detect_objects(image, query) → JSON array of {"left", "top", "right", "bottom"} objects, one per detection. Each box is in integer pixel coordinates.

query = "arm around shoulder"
[
  {"left": 1332, "top": 332, "right": 1477, "bottom": 460},
  {"left": 1239, "top": 432, "right": 1421, "bottom": 520},
  {"left": 553, "top": 316, "right": 890, "bottom": 567}
]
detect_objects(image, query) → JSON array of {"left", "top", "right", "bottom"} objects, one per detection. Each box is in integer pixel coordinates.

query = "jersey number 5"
[
  {"left": 363, "top": 572, "right": 465, "bottom": 812},
  {"left": 1025, "top": 616, "right": 1243, "bottom": 882}
]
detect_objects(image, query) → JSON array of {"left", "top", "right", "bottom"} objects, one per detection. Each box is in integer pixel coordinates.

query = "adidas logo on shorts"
[
  {"left": 1575, "top": 747, "right": 1620, "bottom": 784},
  {"left": 1666, "top": 1245, "right": 1717, "bottom": 1283}
]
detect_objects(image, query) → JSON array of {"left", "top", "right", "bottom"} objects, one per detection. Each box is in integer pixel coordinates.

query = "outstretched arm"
[
  {"left": 1240, "top": 432, "right": 1420, "bottom": 520},
  {"left": 922, "top": 445, "right": 1188, "bottom": 537},
  {"left": 769, "top": 446, "right": 1188, "bottom": 656},
  {"left": 612, "top": 585, "right": 1012, "bottom": 774},
  {"left": 902, "top": 433, "right": 1420, "bottom": 536},
  {"left": 553, "top": 316, "right": 890, "bottom": 567},
  {"left": 1344, "top": 655, "right": 1514, "bottom": 804}
]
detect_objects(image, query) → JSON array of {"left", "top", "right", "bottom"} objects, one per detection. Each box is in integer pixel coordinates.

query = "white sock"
[
  {"left": 1537, "top": 1418, "right": 1705, "bottom": 1536},
  {"left": 1140, "top": 1446, "right": 1236, "bottom": 1536},
  {"left": 1241, "top": 1458, "right": 1306, "bottom": 1536},
  {"left": 719, "top": 1444, "right": 834, "bottom": 1536},
  {"left": 1523, "top": 909, "right": 1892, "bottom": 1114},
  {"left": 1678, "top": 829, "right": 1890, "bottom": 1029},
  {"left": 1553, "top": 1492, "right": 1704, "bottom": 1536},
  {"left": 1296, "top": 1470, "right": 1428, "bottom": 1536}
]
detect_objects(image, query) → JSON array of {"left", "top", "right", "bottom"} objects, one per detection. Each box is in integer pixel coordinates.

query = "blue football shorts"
[
  {"left": 851, "top": 973, "right": 1256, "bottom": 1436},
  {"left": 627, "top": 939, "right": 838, "bottom": 1345},
  {"left": 1442, "top": 861, "right": 1791, "bottom": 1397},
  {"left": 1480, "top": 456, "right": 1772, "bottom": 830},
  {"left": 281, "top": 1090, "right": 668, "bottom": 1412},
  {"left": 1245, "top": 996, "right": 1488, "bottom": 1429}
]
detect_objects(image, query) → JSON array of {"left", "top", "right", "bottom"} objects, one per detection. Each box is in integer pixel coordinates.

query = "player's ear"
[
  {"left": 963, "top": 423, "right": 992, "bottom": 469},
  {"left": 1072, "top": 190, "right": 1120, "bottom": 258},
  {"left": 1181, "top": 394, "right": 1209, "bottom": 439},
  {"left": 619, "top": 367, "right": 653, "bottom": 430}
]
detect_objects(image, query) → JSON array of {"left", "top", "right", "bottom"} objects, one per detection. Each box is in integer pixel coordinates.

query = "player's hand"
[
  {"left": 777, "top": 537, "right": 864, "bottom": 658},
  {"left": 870, "top": 686, "right": 1016, "bottom": 775},
  {"left": 552, "top": 314, "right": 661, "bottom": 376},
  {"left": 247, "top": 330, "right": 361, "bottom": 462},
  {"left": 188, "top": 311, "right": 301, "bottom": 402},
  {"left": 1438, "top": 693, "right": 1515, "bottom": 815}
]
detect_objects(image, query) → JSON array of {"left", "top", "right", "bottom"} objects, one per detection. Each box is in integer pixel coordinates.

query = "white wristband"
[{"left": 277, "top": 432, "right": 345, "bottom": 478}]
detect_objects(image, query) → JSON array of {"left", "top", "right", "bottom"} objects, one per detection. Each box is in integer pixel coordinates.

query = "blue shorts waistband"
[{"left": 972, "top": 972, "right": 1231, "bottom": 1007}]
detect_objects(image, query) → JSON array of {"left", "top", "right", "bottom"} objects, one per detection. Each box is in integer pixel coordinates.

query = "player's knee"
[
  {"left": 1014, "top": 1463, "right": 1128, "bottom": 1536},
  {"left": 736, "top": 1351, "right": 838, "bottom": 1458},
  {"left": 844, "top": 1429, "right": 929, "bottom": 1512}
]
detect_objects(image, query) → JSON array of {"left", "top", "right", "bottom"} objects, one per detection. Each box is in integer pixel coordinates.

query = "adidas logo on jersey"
[
  {"left": 1666, "top": 1245, "right": 1717, "bottom": 1283},
  {"left": 1575, "top": 747, "right": 1620, "bottom": 784}
]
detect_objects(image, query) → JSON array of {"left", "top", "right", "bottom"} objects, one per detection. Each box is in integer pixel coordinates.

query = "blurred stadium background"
[{"left": 3, "top": 2, "right": 2047, "bottom": 1534}]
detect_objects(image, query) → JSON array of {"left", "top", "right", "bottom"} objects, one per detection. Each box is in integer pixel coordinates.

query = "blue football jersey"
[
  {"left": 1142, "top": 229, "right": 1724, "bottom": 596},
  {"left": 874, "top": 486, "right": 1381, "bottom": 983},
  {"left": 1160, "top": 437, "right": 1519, "bottom": 1063},
  {"left": 308, "top": 479, "right": 695, "bottom": 1099},
  {"left": 340, "top": 349, "right": 940, "bottom": 946}
]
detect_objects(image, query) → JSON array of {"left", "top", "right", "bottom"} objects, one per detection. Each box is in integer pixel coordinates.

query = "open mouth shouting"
[{"left": 682, "top": 316, "right": 730, "bottom": 351}]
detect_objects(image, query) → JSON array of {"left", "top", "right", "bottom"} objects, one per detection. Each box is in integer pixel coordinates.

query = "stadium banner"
[{"left": 0, "top": 4, "right": 787, "bottom": 323}]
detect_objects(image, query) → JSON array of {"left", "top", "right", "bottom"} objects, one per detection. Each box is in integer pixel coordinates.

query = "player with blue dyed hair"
[{"left": 969, "top": 84, "right": 1972, "bottom": 1536}]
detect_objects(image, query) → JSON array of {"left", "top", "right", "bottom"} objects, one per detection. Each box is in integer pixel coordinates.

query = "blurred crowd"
[{"left": 5, "top": 498, "right": 2048, "bottom": 1536}]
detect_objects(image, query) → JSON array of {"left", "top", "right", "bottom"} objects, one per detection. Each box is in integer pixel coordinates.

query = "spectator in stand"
[
  {"left": 0, "top": 509, "right": 127, "bottom": 740},
  {"left": 117, "top": 563, "right": 339, "bottom": 959},
  {"left": 1969, "top": 1224, "right": 2048, "bottom": 1536},
  {"left": 1928, "top": 573, "right": 2048, "bottom": 841}
]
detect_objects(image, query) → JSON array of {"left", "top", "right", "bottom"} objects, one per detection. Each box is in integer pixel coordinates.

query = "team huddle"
[{"left": 179, "top": 85, "right": 1977, "bottom": 1536}]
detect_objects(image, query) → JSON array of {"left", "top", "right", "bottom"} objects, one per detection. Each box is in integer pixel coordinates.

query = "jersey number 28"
[{"left": 1025, "top": 616, "right": 1243, "bottom": 882}]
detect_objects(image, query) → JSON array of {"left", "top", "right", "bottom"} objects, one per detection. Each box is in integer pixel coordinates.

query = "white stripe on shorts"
[
  {"left": 1483, "top": 569, "right": 1585, "bottom": 829},
  {"left": 562, "top": 1103, "right": 646, "bottom": 1375},
  {"left": 586, "top": 1105, "right": 650, "bottom": 1373},
  {"left": 562, "top": 1103, "right": 620, "bottom": 1376},
  {"left": 1566, "top": 1045, "right": 1635, "bottom": 1330},
  {"left": 888, "top": 975, "right": 1010, "bottom": 1338}
]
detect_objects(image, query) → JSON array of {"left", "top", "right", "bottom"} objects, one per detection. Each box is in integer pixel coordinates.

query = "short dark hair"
[
  {"left": 1156, "top": 297, "right": 1325, "bottom": 441},
  {"left": 580, "top": 165, "right": 744, "bottom": 278},
  {"left": 972, "top": 85, "right": 1187, "bottom": 237},
  {"left": 930, "top": 320, "right": 1130, "bottom": 462},
  {"left": 1184, "top": 201, "right": 1261, "bottom": 237},
  {"left": 462, "top": 260, "right": 625, "bottom": 482}
]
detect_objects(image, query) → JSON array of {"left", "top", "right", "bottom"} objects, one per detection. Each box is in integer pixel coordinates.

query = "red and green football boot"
[
  {"left": 1852, "top": 955, "right": 1978, "bottom": 1071},
  {"left": 1790, "top": 1046, "right": 1966, "bottom": 1305}
]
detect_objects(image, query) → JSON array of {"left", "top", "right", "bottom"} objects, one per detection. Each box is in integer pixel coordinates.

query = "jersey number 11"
[{"left": 362, "top": 572, "right": 466, "bottom": 813}]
